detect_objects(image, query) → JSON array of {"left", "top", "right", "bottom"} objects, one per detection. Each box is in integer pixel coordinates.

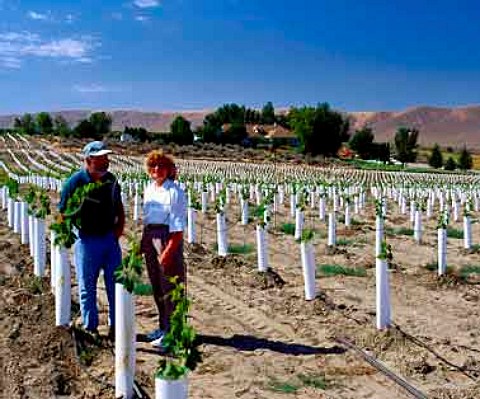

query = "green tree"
[
  {"left": 14, "top": 113, "right": 36, "bottom": 135},
  {"left": 197, "top": 124, "right": 220, "bottom": 143},
  {"left": 428, "top": 143, "right": 443, "bottom": 168},
  {"left": 214, "top": 103, "right": 245, "bottom": 125},
  {"left": 170, "top": 116, "right": 193, "bottom": 145},
  {"left": 261, "top": 101, "right": 275, "bottom": 125},
  {"left": 89, "top": 112, "right": 112, "bottom": 139},
  {"left": 244, "top": 108, "right": 261, "bottom": 124},
  {"left": 124, "top": 126, "right": 148, "bottom": 142},
  {"left": 370, "top": 142, "right": 390, "bottom": 162},
  {"left": 73, "top": 119, "right": 96, "bottom": 138},
  {"left": 444, "top": 156, "right": 457, "bottom": 171},
  {"left": 54, "top": 115, "right": 71, "bottom": 138},
  {"left": 222, "top": 122, "right": 247, "bottom": 145},
  {"left": 288, "top": 103, "right": 349, "bottom": 156},
  {"left": 201, "top": 103, "right": 246, "bottom": 144},
  {"left": 36, "top": 112, "right": 53, "bottom": 135},
  {"left": 349, "top": 126, "right": 374, "bottom": 159},
  {"left": 394, "top": 127, "right": 419, "bottom": 163},
  {"left": 458, "top": 146, "right": 473, "bottom": 170},
  {"left": 13, "top": 117, "right": 23, "bottom": 131},
  {"left": 275, "top": 113, "right": 290, "bottom": 128}
]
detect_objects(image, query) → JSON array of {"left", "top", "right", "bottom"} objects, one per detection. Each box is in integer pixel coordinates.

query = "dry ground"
[{"left": 2, "top": 168, "right": 480, "bottom": 398}]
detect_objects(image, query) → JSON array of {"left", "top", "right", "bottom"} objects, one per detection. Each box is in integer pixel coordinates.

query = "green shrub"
[
  {"left": 336, "top": 238, "right": 353, "bottom": 246},
  {"left": 446, "top": 227, "right": 463, "bottom": 239},
  {"left": 280, "top": 222, "right": 295, "bottom": 235},
  {"left": 424, "top": 262, "right": 453, "bottom": 274},
  {"left": 386, "top": 227, "right": 413, "bottom": 236},
  {"left": 297, "top": 373, "right": 327, "bottom": 390},
  {"left": 459, "top": 265, "right": 480, "bottom": 281},
  {"left": 228, "top": 243, "right": 254, "bottom": 254},
  {"left": 318, "top": 264, "right": 367, "bottom": 277}
]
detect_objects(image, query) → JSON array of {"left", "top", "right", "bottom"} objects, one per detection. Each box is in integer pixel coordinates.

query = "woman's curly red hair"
[{"left": 145, "top": 149, "right": 177, "bottom": 180}]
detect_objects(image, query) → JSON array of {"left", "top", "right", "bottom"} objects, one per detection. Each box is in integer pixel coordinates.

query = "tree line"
[
  {"left": 5, "top": 103, "right": 474, "bottom": 170},
  {"left": 12, "top": 112, "right": 113, "bottom": 140}
]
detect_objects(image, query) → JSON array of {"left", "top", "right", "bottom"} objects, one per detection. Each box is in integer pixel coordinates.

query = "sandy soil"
[
  {"left": 1, "top": 138, "right": 480, "bottom": 398},
  {"left": 1, "top": 188, "right": 480, "bottom": 399}
]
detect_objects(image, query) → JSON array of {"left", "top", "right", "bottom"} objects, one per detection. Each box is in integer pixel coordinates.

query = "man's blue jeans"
[{"left": 74, "top": 232, "right": 121, "bottom": 332}]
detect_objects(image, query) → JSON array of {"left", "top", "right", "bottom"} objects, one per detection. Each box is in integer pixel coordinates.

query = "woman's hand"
[
  {"left": 152, "top": 238, "right": 162, "bottom": 255},
  {"left": 152, "top": 238, "right": 169, "bottom": 265}
]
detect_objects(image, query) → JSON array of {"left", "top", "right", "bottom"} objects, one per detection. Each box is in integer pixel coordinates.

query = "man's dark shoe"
[{"left": 107, "top": 326, "right": 115, "bottom": 342}]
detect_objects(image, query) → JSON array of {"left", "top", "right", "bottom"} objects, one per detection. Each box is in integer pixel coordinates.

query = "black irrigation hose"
[
  {"left": 335, "top": 336, "right": 429, "bottom": 399},
  {"left": 391, "top": 323, "right": 478, "bottom": 382}
]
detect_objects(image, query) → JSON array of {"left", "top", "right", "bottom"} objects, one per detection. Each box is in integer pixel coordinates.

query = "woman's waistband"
[{"left": 144, "top": 223, "right": 169, "bottom": 230}]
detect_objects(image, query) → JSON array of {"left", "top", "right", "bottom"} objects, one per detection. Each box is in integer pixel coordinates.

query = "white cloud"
[
  {"left": 133, "top": 0, "right": 160, "bottom": 8},
  {"left": 27, "top": 11, "right": 50, "bottom": 20},
  {"left": 73, "top": 84, "right": 108, "bottom": 93},
  {"left": 0, "top": 31, "right": 98, "bottom": 68},
  {"left": 0, "top": 32, "right": 40, "bottom": 42},
  {"left": 134, "top": 15, "right": 150, "bottom": 22},
  {"left": 0, "top": 56, "right": 21, "bottom": 69}
]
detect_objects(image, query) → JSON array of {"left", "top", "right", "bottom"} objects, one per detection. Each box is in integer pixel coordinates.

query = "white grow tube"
[
  {"left": 319, "top": 197, "right": 326, "bottom": 221},
  {"left": 50, "top": 230, "right": 57, "bottom": 293},
  {"left": 256, "top": 224, "right": 268, "bottom": 272},
  {"left": 201, "top": 192, "right": 208, "bottom": 214},
  {"left": 300, "top": 241, "right": 316, "bottom": 300},
  {"left": 438, "top": 228, "right": 447, "bottom": 276},
  {"left": 414, "top": 210, "right": 422, "bottom": 243},
  {"left": 216, "top": 212, "right": 228, "bottom": 257},
  {"left": 29, "top": 214, "right": 35, "bottom": 256},
  {"left": 375, "top": 216, "right": 384, "bottom": 258},
  {"left": 376, "top": 256, "right": 391, "bottom": 330},
  {"left": 464, "top": 216, "right": 472, "bottom": 249},
  {"left": 13, "top": 201, "right": 21, "bottom": 233},
  {"left": 115, "top": 283, "right": 136, "bottom": 399},
  {"left": 34, "top": 218, "right": 46, "bottom": 276},
  {"left": 155, "top": 377, "right": 188, "bottom": 399},
  {"left": 7, "top": 197, "right": 14, "bottom": 228},
  {"left": 187, "top": 207, "right": 196, "bottom": 244},
  {"left": 20, "top": 202, "right": 29, "bottom": 244},
  {"left": 55, "top": 246, "right": 71, "bottom": 326},
  {"left": 294, "top": 208, "right": 304, "bottom": 241},
  {"left": 240, "top": 199, "right": 249, "bottom": 225},
  {"left": 327, "top": 212, "right": 336, "bottom": 247}
]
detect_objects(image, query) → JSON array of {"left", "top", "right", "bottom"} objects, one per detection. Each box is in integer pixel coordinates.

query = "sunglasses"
[{"left": 148, "top": 163, "right": 169, "bottom": 168}]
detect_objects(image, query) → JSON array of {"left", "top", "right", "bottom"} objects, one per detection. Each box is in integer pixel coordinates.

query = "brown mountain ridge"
[{"left": 1, "top": 105, "right": 479, "bottom": 149}]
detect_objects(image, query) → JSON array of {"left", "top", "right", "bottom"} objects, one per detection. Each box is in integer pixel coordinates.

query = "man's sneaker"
[{"left": 146, "top": 328, "right": 164, "bottom": 342}]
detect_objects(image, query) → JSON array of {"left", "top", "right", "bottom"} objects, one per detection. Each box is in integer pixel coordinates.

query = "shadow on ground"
[{"left": 137, "top": 333, "right": 346, "bottom": 356}]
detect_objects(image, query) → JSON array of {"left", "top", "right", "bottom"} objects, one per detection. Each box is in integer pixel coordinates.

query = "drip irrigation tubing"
[
  {"left": 334, "top": 336, "right": 429, "bottom": 399},
  {"left": 391, "top": 323, "right": 478, "bottom": 381}
]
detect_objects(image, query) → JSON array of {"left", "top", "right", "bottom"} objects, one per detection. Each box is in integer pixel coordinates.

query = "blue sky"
[{"left": 1, "top": 0, "right": 480, "bottom": 114}]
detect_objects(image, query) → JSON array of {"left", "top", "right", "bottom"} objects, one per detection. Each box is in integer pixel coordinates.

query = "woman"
[{"left": 141, "top": 149, "right": 186, "bottom": 348}]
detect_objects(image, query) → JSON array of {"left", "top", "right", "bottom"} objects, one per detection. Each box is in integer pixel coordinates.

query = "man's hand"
[{"left": 113, "top": 225, "right": 123, "bottom": 239}]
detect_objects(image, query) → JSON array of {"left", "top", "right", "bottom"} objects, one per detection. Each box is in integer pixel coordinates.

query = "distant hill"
[
  {"left": 349, "top": 105, "right": 480, "bottom": 149},
  {"left": 1, "top": 105, "right": 480, "bottom": 149}
]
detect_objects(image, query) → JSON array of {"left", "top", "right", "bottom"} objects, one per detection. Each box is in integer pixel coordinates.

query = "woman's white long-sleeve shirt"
[{"left": 142, "top": 179, "right": 186, "bottom": 232}]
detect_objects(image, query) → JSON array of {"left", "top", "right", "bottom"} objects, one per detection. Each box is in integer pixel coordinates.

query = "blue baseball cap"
[{"left": 83, "top": 141, "right": 112, "bottom": 158}]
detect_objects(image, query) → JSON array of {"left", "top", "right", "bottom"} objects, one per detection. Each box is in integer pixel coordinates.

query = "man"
[{"left": 58, "top": 141, "right": 125, "bottom": 338}]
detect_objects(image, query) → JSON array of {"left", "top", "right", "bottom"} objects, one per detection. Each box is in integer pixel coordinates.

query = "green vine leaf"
[{"left": 114, "top": 234, "right": 143, "bottom": 294}]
